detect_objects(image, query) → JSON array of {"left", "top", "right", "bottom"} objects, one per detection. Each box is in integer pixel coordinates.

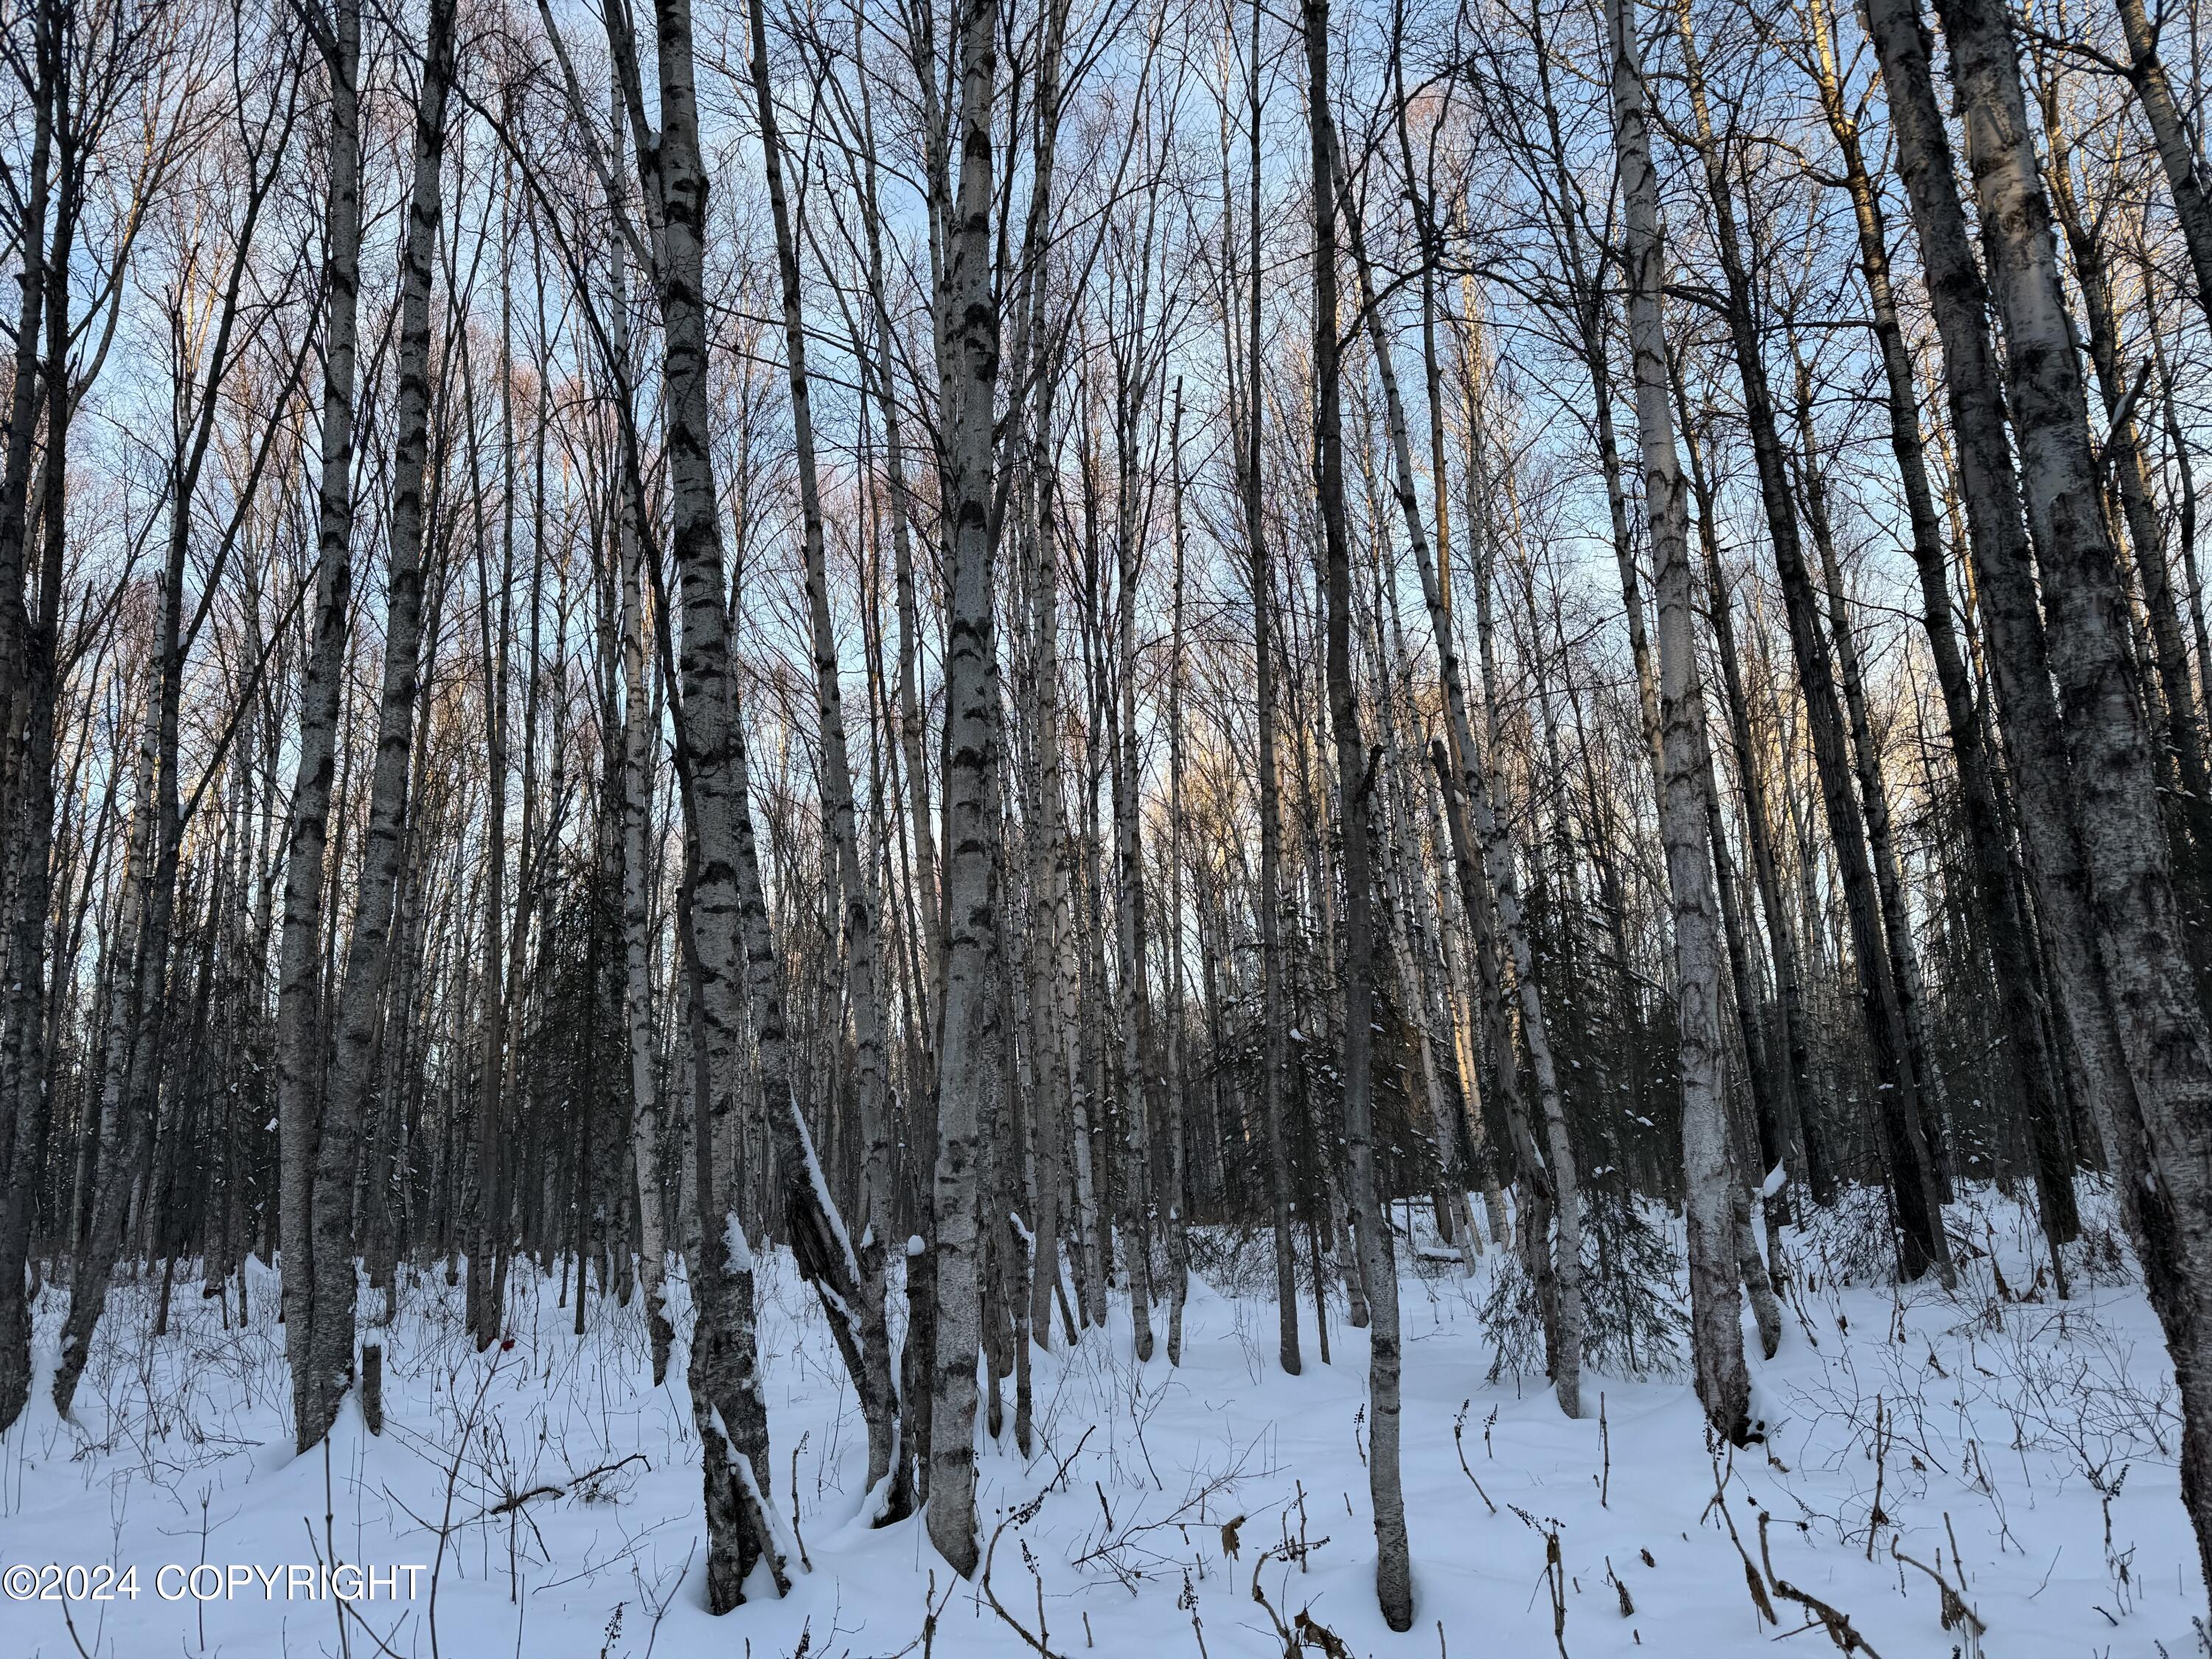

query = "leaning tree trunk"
[
  {"left": 1682, "top": 420, "right": 1824, "bottom": 1198},
  {"left": 1336, "top": 161, "right": 1485, "bottom": 1273},
  {"left": 1608, "top": 0, "right": 1752, "bottom": 1445},
  {"left": 1801, "top": 0, "right": 2075, "bottom": 1252},
  {"left": 1450, "top": 346, "right": 1584, "bottom": 1418},
  {"left": 2112, "top": 0, "right": 2212, "bottom": 335},
  {"left": 1672, "top": 0, "right": 1948, "bottom": 1281},
  {"left": 1523, "top": 0, "right": 1666, "bottom": 805},
  {"left": 1681, "top": 0, "right": 1947, "bottom": 1283},
  {"left": 1672, "top": 353, "right": 1801, "bottom": 1225},
  {"left": 1859, "top": 0, "right": 2136, "bottom": 1267},
  {"left": 1931, "top": 0, "right": 2212, "bottom": 1593},
  {"left": 1789, "top": 347, "right": 1955, "bottom": 1205},
  {"left": 2037, "top": 106, "right": 2212, "bottom": 901},
  {"left": 1371, "top": 619, "right": 1483, "bottom": 1274},
  {"left": 746, "top": 0, "right": 902, "bottom": 1513}
]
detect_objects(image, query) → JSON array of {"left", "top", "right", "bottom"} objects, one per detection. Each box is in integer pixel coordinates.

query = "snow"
[{"left": 2, "top": 1184, "right": 2203, "bottom": 1656}]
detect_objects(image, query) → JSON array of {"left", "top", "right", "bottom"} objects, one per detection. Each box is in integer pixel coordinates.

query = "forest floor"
[{"left": 1, "top": 1186, "right": 2202, "bottom": 1658}]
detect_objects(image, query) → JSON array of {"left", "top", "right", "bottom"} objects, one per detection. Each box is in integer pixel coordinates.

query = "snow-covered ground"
[{"left": 3, "top": 1186, "right": 2202, "bottom": 1658}]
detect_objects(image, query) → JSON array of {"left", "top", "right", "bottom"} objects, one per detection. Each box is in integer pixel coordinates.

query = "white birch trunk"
[
  {"left": 1606, "top": 0, "right": 1752, "bottom": 1444},
  {"left": 926, "top": 0, "right": 1006, "bottom": 1579},
  {"left": 274, "top": 0, "right": 363, "bottom": 1451}
]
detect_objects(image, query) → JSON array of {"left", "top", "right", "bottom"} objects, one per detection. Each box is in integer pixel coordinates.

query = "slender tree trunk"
[
  {"left": 1522, "top": 0, "right": 1667, "bottom": 804},
  {"left": 1672, "top": 366, "right": 1795, "bottom": 1228},
  {"left": 1240, "top": 0, "right": 1299, "bottom": 1377},
  {"left": 1862, "top": 0, "right": 2132, "bottom": 1265},
  {"left": 851, "top": 69, "right": 941, "bottom": 990},
  {"left": 1024, "top": 428, "right": 1073, "bottom": 1354},
  {"left": 1014, "top": 18, "right": 1073, "bottom": 1363},
  {"left": 927, "top": 0, "right": 1005, "bottom": 1579},
  {"left": 2112, "top": 0, "right": 2212, "bottom": 333},
  {"left": 55, "top": 705, "right": 153, "bottom": 1419},
  {"left": 275, "top": 0, "right": 364, "bottom": 1450},
  {"left": 1608, "top": 0, "right": 1753, "bottom": 1444},
  {"left": 1452, "top": 332, "right": 1583, "bottom": 1417},
  {"left": 1304, "top": 8, "right": 1411, "bottom": 1624},
  {"left": 305, "top": 0, "right": 453, "bottom": 1444},
  {"left": 2037, "top": 94, "right": 2212, "bottom": 899},
  {"left": 604, "top": 111, "right": 673, "bottom": 1388},
  {"left": 465, "top": 242, "right": 515, "bottom": 1354},
  {"left": 1800, "top": 0, "right": 2074, "bottom": 1248},
  {"left": 1338, "top": 161, "right": 1485, "bottom": 1273},
  {"left": 0, "top": 0, "right": 55, "bottom": 1434},
  {"left": 2146, "top": 284, "right": 2211, "bottom": 722},
  {"left": 1110, "top": 405, "right": 1155, "bottom": 1366},
  {"left": 1164, "top": 387, "right": 1192, "bottom": 1361},
  {"left": 1788, "top": 344, "right": 1954, "bottom": 1202},
  {"left": 615, "top": 0, "right": 801, "bottom": 1603},
  {"left": 746, "top": 0, "right": 902, "bottom": 1511},
  {"left": 1673, "top": 0, "right": 1948, "bottom": 1281},
  {"left": 1684, "top": 420, "right": 1824, "bottom": 1198}
]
